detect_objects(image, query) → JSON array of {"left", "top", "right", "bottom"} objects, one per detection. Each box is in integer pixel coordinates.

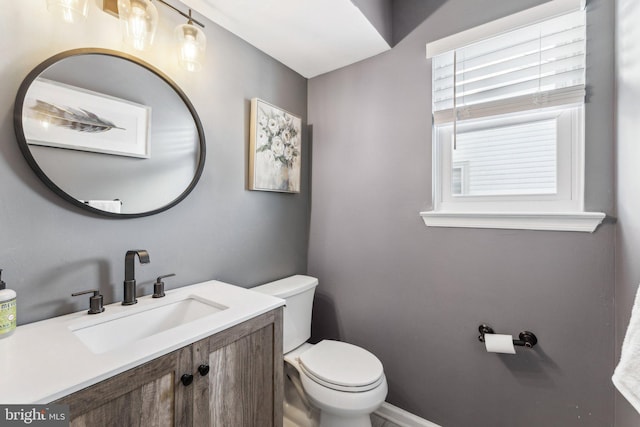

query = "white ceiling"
[{"left": 178, "top": 0, "right": 391, "bottom": 78}]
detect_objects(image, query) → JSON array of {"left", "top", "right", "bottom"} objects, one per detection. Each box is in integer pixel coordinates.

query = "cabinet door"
[
  {"left": 55, "top": 346, "right": 193, "bottom": 427},
  {"left": 192, "top": 309, "right": 283, "bottom": 427}
]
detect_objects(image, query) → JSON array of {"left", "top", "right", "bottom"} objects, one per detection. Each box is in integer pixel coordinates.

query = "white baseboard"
[{"left": 374, "top": 402, "right": 441, "bottom": 427}]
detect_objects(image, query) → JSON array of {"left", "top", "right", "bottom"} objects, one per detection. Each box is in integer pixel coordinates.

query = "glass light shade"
[
  {"left": 46, "top": 0, "right": 88, "bottom": 23},
  {"left": 117, "top": 0, "right": 158, "bottom": 51},
  {"left": 175, "top": 23, "right": 206, "bottom": 72}
]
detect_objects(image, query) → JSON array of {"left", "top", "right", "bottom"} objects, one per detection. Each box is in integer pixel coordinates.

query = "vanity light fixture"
[
  {"left": 175, "top": 10, "right": 207, "bottom": 72},
  {"left": 47, "top": 0, "right": 89, "bottom": 23},
  {"left": 104, "top": 0, "right": 206, "bottom": 71}
]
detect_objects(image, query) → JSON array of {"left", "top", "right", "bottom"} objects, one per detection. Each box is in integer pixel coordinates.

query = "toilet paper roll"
[{"left": 484, "top": 334, "right": 516, "bottom": 354}]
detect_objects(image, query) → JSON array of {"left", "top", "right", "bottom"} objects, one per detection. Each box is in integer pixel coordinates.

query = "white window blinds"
[{"left": 431, "top": 9, "right": 586, "bottom": 125}]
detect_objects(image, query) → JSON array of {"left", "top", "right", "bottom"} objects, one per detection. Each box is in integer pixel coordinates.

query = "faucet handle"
[
  {"left": 72, "top": 289, "right": 105, "bottom": 314},
  {"left": 153, "top": 274, "right": 175, "bottom": 298}
]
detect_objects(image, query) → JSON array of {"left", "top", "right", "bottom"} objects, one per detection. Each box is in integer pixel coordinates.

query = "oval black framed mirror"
[{"left": 13, "top": 48, "right": 206, "bottom": 218}]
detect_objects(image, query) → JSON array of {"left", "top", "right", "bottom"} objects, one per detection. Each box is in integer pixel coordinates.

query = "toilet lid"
[{"left": 298, "top": 340, "right": 384, "bottom": 390}]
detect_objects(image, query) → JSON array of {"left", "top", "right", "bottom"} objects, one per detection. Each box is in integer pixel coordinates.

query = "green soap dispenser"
[{"left": 0, "top": 269, "right": 16, "bottom": 338}]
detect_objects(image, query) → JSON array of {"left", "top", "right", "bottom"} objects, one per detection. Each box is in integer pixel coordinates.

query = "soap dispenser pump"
[{"left": 0, "top": 269, "right": 17, "bottom": 338}]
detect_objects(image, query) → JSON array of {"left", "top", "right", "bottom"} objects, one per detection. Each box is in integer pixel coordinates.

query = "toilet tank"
[{"left": 252, "top": 275, "right": 318, "bottom": 353}]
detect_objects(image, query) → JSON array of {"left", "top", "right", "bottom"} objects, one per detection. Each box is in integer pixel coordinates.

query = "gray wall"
[
  {"left": 615, "top": 0, "right": 640, "bottom": 425},
  {"left": 307, "top": 1, "right": 616, "bottom": 426},
  {"left": 351, "top": 0, "right": 393, "bottom": 46},
  {"left": 1, "top": 2, "right": 308, "bottom": 325}
]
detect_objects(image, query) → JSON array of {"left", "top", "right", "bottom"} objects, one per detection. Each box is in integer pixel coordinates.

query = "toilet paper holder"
[{"left": 478, "top": 324, "right": 538, "bottom": 348}]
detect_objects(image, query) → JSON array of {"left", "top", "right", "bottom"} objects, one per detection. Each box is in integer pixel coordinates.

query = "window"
[
  {"left": 420, "top": 0, "right": 604, "bottom": 232},
  {"left": 452, "top": 119, "right": 558, "bottom": 197}
]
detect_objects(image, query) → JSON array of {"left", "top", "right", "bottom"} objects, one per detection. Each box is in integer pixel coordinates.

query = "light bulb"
[
  {"left": 117, "top": 0, "right": 158, "bottom": 51},
  {"left": 175, "top": 22, "right": 206, "bottom": 72},
  {"left": 181, "top": 35, "right": 198, "bottom": 71},
  {"left": 130, "top": 5, "right": 149, "bottom": 50}
]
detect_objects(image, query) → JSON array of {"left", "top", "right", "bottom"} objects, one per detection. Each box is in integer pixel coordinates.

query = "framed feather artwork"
[
  {"left": 249, "top": 98, "right": 302, "bottom": 193},
  {"left": 22, "top": 78, "right": 151, "bottom": 158}
]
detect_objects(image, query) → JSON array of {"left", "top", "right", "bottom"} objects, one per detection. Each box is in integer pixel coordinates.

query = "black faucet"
[{"left": 122, "top": 250, "right": 150, "bottom": 305}]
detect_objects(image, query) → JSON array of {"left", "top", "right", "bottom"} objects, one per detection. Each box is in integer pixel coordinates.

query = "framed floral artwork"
[{"left": 249, "top": 98, "right": 302, "bottom": 193}]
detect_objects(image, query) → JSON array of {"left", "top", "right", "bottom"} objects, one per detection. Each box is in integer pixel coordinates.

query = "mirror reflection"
[{"left": 14, "top": 49, "right": 205, "bottom": 217}]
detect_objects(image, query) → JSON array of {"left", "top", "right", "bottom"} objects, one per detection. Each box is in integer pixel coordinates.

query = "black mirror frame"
[{"left": 13, "top": 48, "right": 206, "bottom": 219}]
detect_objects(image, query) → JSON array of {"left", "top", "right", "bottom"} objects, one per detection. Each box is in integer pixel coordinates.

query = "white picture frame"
[
  {"left": 23, "top": 78, "right": 151, "bottom": 158},
  {"left": 249, "top": 98, "right": 302, "bottom": 193}
]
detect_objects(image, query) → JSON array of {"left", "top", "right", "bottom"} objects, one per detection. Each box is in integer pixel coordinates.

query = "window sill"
[{"left": 419, "top": 211, "right": 606, "bottom": 232}]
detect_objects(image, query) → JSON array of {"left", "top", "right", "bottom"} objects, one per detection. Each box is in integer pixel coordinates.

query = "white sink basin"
[{"left": 71, "top": 297, "right": 227, "bottom": 354}]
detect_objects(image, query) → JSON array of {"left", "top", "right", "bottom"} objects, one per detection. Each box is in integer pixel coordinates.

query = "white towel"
[
  {"left": 613, "top": 284, "right": 640, "bottom": 414},
  {"left": 85, "top": 200, "right": 122, "bottom": 214}
]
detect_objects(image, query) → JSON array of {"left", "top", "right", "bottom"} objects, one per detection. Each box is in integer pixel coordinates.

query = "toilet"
[{"left": 252, "top": 275, "right": 387, "bottom": 427}]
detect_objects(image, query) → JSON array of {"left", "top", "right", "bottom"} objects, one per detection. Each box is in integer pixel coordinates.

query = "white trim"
[
  {"left": 426, "top": 0, "right": 586, "bottom": 58},
  {"left": 419, "top": 211, "right": 606, "bottom": 232},
  {"left": 374, "top": 402, "right": 442, "bottom": 427}
]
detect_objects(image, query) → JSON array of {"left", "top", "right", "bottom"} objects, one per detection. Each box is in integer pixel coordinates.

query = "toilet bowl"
[
  {"left": 288, "top": 342, "right": 388, "bottom": 427},
  {"left": 252, "top": 275, "right": 387, "bottom": 427}
]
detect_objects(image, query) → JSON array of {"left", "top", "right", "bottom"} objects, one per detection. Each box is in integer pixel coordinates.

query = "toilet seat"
[{"left": 297, "top": 340, "right": 384, "bottom": 392}]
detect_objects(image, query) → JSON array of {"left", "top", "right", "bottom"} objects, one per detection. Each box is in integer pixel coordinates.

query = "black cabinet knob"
[
  {"left": 181, "top": 374, "right": 194, "bottom": 386},
  {"left": 198, "top": 364, "right": 210, "bottom": 376}
]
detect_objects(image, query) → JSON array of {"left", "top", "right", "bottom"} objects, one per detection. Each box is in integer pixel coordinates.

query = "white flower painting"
[{"left": 249, "top": 98, "right": 302, "bottom": 193}]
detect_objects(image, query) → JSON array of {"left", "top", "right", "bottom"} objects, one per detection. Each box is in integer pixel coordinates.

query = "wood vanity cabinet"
[{"left": 54, "top": 308, "right": 283, "bottom": 427}]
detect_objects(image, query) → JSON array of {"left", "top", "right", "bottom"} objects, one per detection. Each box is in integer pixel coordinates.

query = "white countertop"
[{"left": 0, "top": 280, "right": 284, "bottom": 404}]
